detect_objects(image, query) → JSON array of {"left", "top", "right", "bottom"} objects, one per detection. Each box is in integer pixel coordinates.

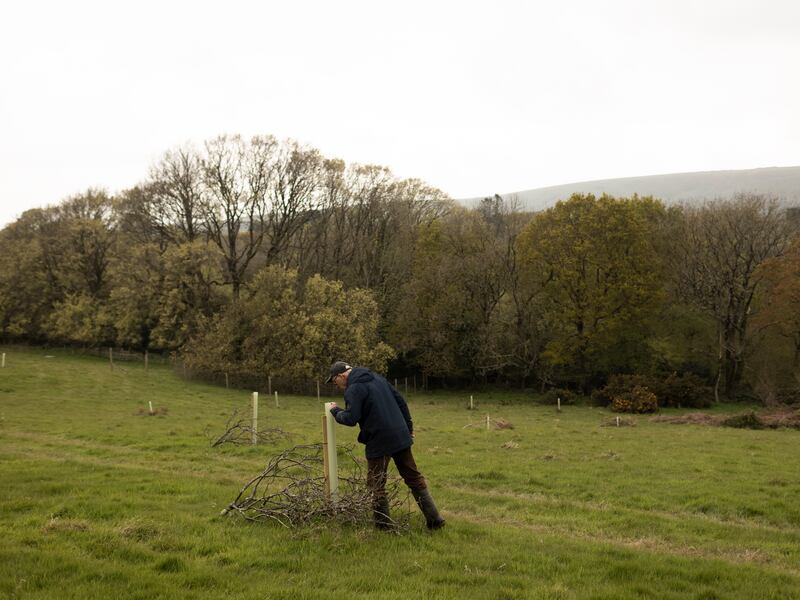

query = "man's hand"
[{"left": 329, "top": 402, "right": 338, "bottom": 415}]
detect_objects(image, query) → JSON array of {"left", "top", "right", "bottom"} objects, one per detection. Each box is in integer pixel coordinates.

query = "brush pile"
[
  {"left": 651, "top": 408, "right": 800, "bottom": 430},
  {"left": 221, "top": 444, "right": 410, "bottom": 530}
]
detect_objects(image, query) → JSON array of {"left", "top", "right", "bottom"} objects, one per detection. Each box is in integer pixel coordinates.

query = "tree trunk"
[{"left": 722, "top": 328, "right": 743, "bottom": 400}]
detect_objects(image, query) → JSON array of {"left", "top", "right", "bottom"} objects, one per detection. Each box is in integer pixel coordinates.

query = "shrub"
[
  {"left": 593, "top": 372, "right": 712, "bottom": 409},
  {"left": 539, "top": 387, "right": 578, "bottom": 406},
  {"left": 611, "top": 386, "right": 658, "bottom": 413},
  {"left": 591, "top": 374, "right": 650, "bottom": 407},
  {"left": 654, "top": 372, "right": 713, "bottom": 408},
  {"left": 720, "top": 411, "right": 766, "bottom": 429}
]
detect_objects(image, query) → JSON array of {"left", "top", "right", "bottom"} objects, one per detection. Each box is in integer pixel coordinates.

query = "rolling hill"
[{"left": 463, "top": 166, "right": 800, "bottom": 211}]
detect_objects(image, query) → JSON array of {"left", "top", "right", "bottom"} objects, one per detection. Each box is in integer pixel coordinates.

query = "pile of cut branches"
[
  {"left": 221, "top": 444, "right": 411, "bottom": 530},
  {"left": 650, "top": 408, "right": 800, "bottom": 429}
]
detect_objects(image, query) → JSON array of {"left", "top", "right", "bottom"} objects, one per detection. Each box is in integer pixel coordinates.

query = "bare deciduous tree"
[
  {"left": 673, "top": 194, "right": 793, "bottom": 400},
  {"left": 148, "top": 146, "right": 204, "bottom": 244},
  {"left": 264, "top": 141, "right": 323, "bottom": 264},
  {"left": 200, "top": 135, "right": 277, "bottom": 299}
]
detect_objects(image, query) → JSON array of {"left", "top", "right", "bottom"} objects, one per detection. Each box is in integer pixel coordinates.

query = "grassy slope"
[{"left": 1, "top": 347, "right": 799, "bottom": 599}]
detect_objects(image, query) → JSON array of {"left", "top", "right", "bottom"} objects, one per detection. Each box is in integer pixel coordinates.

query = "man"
[{"left": 326, "top": 361, "right": 445, "bottom": 530}]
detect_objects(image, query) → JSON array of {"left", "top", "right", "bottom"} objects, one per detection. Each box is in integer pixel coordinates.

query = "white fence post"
[{"left": 252, "top": 392, "right": 259, "bottom": 445}]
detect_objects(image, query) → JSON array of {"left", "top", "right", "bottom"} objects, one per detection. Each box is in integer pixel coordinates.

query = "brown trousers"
[{"left": 367, "top": 446, "right": 427, "bottom": 499}]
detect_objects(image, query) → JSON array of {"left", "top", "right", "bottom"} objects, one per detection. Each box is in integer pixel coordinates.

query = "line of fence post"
[{"left": 252, "top": 392, "right": 259, "bottom": 445}]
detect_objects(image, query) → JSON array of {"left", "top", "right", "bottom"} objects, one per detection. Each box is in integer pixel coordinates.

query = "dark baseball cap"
[{"left": 325, "top": 361, "right": 352, "bottom": 383}]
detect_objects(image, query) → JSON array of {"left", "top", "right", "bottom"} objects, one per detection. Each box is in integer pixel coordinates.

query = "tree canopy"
[{"left": 1, "top": 136, "right": 797, "bottom": 399}]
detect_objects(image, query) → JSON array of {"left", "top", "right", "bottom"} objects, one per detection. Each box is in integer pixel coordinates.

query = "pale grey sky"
[{"left": 1, "top": 0, "right": 799, "bottom": 226}]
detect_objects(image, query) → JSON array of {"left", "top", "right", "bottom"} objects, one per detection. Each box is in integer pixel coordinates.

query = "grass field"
[{"left": 1, "top": 346, "right": 799, "bottom": 599}]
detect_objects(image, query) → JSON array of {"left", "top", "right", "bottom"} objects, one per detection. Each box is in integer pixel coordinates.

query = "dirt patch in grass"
[
  {"left": 135, "top": 407, "right": 169, "bottom": 416},
  {"left": 601, "top": 416, "right": 637, "bottom": 427}
]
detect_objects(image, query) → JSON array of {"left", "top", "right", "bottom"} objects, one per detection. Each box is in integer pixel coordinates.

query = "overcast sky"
[{"left": 1, "top": 0, "right": 799, "bottom": 226}]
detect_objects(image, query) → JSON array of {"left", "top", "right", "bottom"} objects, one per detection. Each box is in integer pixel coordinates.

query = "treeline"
[{"left": 1, "top": 133, "right": 799, "bottom": 402}]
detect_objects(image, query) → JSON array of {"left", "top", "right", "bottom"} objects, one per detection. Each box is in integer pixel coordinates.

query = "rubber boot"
[
  {"left": 412, "top": 488, "right": 446, "bottom": 530},
  {"left": 373, "top": 497, "right": 392, "bottom": 530}
]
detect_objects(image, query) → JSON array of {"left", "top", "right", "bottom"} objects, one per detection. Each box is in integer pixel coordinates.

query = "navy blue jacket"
[{"left": 330, "top": 367, "right": 413, "bottom": 459}]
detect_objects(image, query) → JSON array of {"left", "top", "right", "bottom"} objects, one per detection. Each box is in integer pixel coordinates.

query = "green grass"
[{"left": 1, "top": 346, "right": 799, "bottom": 599}]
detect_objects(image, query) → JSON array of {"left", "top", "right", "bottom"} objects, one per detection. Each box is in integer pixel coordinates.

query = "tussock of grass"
[
  {"left": 42, "top": 517, "right": 90, "bottom": 533},
  {"left": 116, "top": 518, "right": 160, "bottom": 541}
]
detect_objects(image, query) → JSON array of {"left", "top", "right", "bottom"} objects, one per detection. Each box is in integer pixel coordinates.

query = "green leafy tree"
[
  {"left": 395, "top": 207, "right": 510, "bottom": 382},
  {"left": 517, "top": 194, "right": 666, "bottom": 390},
  {"left": 149, "top": 241, "right": 226, "bottom": 351},
  {"left": 0, "top": 210, "right": 53, "bottom": 339},
  {"left": 182, "top": 266, "right": 393, "bottom": 385},
  {"left": 45, "top": 293, "right": 114, "bottom": 346}
]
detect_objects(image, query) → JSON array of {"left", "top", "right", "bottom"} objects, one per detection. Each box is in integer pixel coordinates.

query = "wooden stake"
[
  {"left": 1, "top": 353, "right": 5, "bottom": 368},
  {"left": 274, "top": 391, "right": 279, "bottom": 408},
  {"left": 322, "top": 415, "right": 330, "bottom": 496},
  {"left": 148, "top": 401, "right": 154, "bottom": 416},
  {"left": 486, "top": 414, "right": 490, "bottom": 430},
  {"left": 323, "top": 402, "right": 339, "bottom": 499},
  {"left": 252, "top": 392, "right": 259, "bottom": 445},
  {"left": 557, "top": 397, "right": 561, "bottom": 412},
  {"left": 470, "top": 395, "right": 474, "bottom": 410},
  {"left": 616, "top": 416, "right": 620, "bottom": 427}
]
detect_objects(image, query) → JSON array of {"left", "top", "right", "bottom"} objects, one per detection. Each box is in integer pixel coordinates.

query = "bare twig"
[{"left": 209, "top": 408, "right": 291, "bottom": 447}]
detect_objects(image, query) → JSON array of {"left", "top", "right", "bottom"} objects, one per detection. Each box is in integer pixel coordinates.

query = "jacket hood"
[{"left": 348, "top": 367, "right": 374, "bottom": 385}]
